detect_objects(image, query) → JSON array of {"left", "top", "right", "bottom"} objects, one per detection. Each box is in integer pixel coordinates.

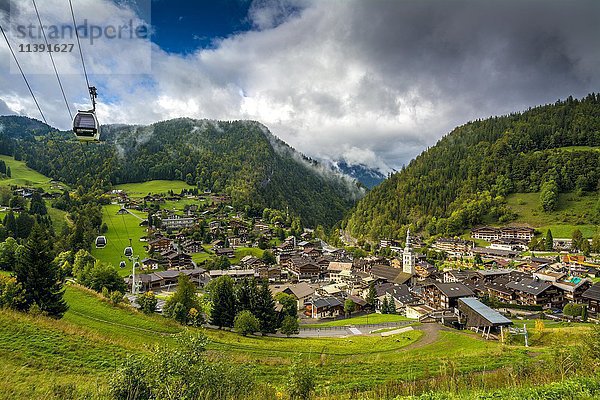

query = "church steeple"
[{"left": 402, "top": 228, "right": 415, "bottom": 277}]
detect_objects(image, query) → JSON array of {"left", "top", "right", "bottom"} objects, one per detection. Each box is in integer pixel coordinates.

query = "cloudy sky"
[{"left": 1, "top": 0, "right": 599, "bottom": 172}]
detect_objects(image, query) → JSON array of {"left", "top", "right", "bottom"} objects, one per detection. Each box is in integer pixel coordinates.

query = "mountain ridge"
[
  {"left": 342, "top": 93, "right": 600, "bottom": 241},
  {"left": 0, "top": 116, "right": 363, "bottom": 227}
]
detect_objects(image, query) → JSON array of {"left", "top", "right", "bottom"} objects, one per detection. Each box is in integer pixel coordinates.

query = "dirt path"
[{"left": 401, "top": 323, "right": 447, "bottom": 351}]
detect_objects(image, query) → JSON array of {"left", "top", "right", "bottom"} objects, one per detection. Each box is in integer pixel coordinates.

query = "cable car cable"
[
  {"left": 68, "top": 0, "right": 92, "bottom": 96},
  {"left": 0, "top": 23, "right": 47, "bottom": 124},
  {"left": 32, "top": 0, "right": 73, "bottom": 120}
]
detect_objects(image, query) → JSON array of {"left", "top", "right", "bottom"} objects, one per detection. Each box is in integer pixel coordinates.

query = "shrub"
[
  {"left": 287, "top": 358, "right": 315, "bottom": 400},
  {"left": 137, "top": 291, "right": 158, "bottom": 314},
  {"left": 0, "top": 275, "right": 25, "bottom": 309},
  {"left": 280, "top": 315, "right": 300, "bottom": 337},
  {"left": 234, "top": 310, "right": 260, "bottom": 336}
]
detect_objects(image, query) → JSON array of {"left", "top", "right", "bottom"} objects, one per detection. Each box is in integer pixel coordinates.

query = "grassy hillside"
[
  {"left": 114, "top": 180, "right": 194, "bottom": 197},
  {"left": 6, "top": 117, "right": 361, "bottom": 227},
  {"left": 0, "top": 155, "right": 63, "bottom": 192},
  {"left": 506, "top": 192, "right": 599, "bottom": 237},
  {"left": 91, "top": 205, "right": 148, "bottom": 274},
  {"left": 3, "top": 284, "right": 574, "bottom": 399},
  {"left": 344, "top": 94, "right": 600, "bottom": 240}
]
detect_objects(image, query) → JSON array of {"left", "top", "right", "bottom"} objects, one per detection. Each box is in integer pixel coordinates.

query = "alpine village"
[{"left": 3, "top": 2, "right": 600, "bottom": 400}]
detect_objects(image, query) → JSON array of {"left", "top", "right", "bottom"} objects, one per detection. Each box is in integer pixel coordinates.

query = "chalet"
[
  {"left": 214, "top": 247, "right": 235, "bottom": 258},
  {"left": 241, "top": 256, "right": 267, "bottom": 270},
  {"left": 327, "top": 262, "right": 353, "bottom": 283},
  {"left": 485, "top": 279, "right": 515, "bottom": 303},
  {"left": 346, "top": 294, "right": 368, "bottom": 311},
  {"left": 473, "top": 247, "right": 518, "bottom": 259},
  {"left": 154, "top": 270, "right": 181, "bottom": 286},
  {"left": 474, "top": 269, "right": 512, "bottom": 282},
  {"left": 553, "top": 277, "right": 592, "bottom": 303},
  {"left": 209, "top": 221, "right": 221, "bottom": 231},
  {"left": 443, "top": 270, "right": 478, "bottom": 284},
  {"left": 141, "top": 258, "right": 160, "bottom": 270},
  {"left": 421, "top": 282, "right": 475, "bottom": 310},
  {"left": 181, "top": 240, "right": 203, "bottom": 254},
  {"left": 165, "top": 252, "right": 193, "bottom": 269},
  {"left": 127, "top": 273, "right": 163, "bottom": 292},
  {"left": 489, "top": 238, "right": 529, "bottom": 252},
  {"left": 287, "top": 258, "right": 320, "bottom": 281},
  {"left": 303, "top": 247, "right": 322, "bottom": 259},
  {"left": 506, "top": 278, "right": 563, "bottom": 309},
  {"left": 271, "top": 282, "right": 315, "bottom": 310},
  {"left": 471, "top": 226, "right": 499, "bottom": 241},
  {"left": 433, "top": 238, "right": 474, "bottom": 255},
  {"left": 275, "top": 241, "right": 294, "bottom": 254},
  {"left": 256, "top": 265, "right": 281, "bottom": 281},
  {"left": 211, "top": 239, "right": 225, "bottom": 249},
  {"left": 415, "top": 261, "right": 437, "bottom": 279},
  {"left": 500, "top": 226, "right": 535, "bottom": 241},
  {"left": 457, "top": 297, "right": 512, "bottom": 338},
  {"left": 228, "top": 236, "right": 242, "bottom": 248},
  {"left": 376, "top": 283, "right": 418, "bottom": 313},
  {"left": 582, "top": 283, "right": 600, "bottom": 318},
  {"left": 117, "top": 208, "right": 129, "bottom": 215},
  {"left": 370, "top": 264, "right": 413, "bottom": 285},
  {"left": 305, "top": 296, "right": 343, "bottom": 318},
  {"left": 209, "top": 269, "right": 257, "bottom": 281},
  {"left": 148, "top": 237, "right": 173, "bottom": 253},
  {"left": 533, "top": 270, "right": 566, "bottom": 283},
  {"left": 472, "top": 226, "right": 534, "bottom": 242},
  {"left": 254, "top": 222, "right": 271, "bottom": 234},
  {"left": 161, "top": 216, "right": 195, "bottom": 230}
]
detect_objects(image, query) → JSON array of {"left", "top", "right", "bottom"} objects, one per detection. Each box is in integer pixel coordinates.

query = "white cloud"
[{"left": 1, "top": 0, "right": 600, "bottom": 172}]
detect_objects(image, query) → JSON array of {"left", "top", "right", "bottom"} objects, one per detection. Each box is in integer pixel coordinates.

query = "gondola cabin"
[
  {"left": 95, "top": 235, "right": 107, "bottom": 248},
  {"left": 124, "top": 246, "right": 133, "bottom": 258},
  {"left": 73, "top": 111, "right": 100, "bottom": 142},
  {"left": 119, "top": 261, "right": 126, "bottom": 269}
]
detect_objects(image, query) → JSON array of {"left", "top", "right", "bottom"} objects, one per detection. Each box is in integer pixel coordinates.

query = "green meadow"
[
  {"left": 0, "top": 155, "right": 65, "bottom": 192},
  {"left": 91, "top": 204, "right": 148, "bottom": 274},
  {"left": 505, "top": 192, "right": 598, "bottom": 238},
  {"left": 114, "top": 180, "right": 195, "bottom": 197},
  {"left": 3, "top": 284, "right": 589, "bottom": 399}
]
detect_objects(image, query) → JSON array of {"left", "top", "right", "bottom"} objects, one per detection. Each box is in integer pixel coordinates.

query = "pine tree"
[
  {"left": 366, "top": 282, "right": 377, "bottom": 310},
  {"left": 29, "top": 191, "right": 47, "bottom": 215},
  {"left": 164, "top": 274, "right": 200, "bottom": 324},
  {"left": 381, "top": 296, "right": 389, "bottom": 314},
  {"left": 572, "top": 229, "right": 584, "bottom": 252},
  {"left": 210, "top": 275, "right": 237, "bottom": 328},
  {"left": 6, "top": 166, "right": 10, "bottom": 178},
  {"left": 14, "top": 223, "right": 68, "bottom": 318},
  {"left": 387, "top": 295, "right": 396, "bottom": 314},
  {"left": 254, "top": 280, "right": 278, "bottom": 334},
  {"left": 15, "top": 212, "right": 34, "bottom": 239},
  {"left": 3, "top": 211, "right": 16, "bottom": 237},
  {"left": 545, "top": 229, "right": 554, "bottom": 251},
  {"left": 235, "top": 278, "right": 257, "bottom": 312}
]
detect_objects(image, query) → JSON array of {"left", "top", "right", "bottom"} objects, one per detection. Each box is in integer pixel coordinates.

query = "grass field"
[
  {"left": 505, "top": 192, "right": 599, "bottom": 238},
  {"left": 0, "top": 155, "right": 64, "bottom": 192},
  {"left": 3, "top": 284, "right": 563, "bottom": 398},
  {"left": 91, "top": 205, "right": 148, "bottom": 275},
  {"left": 114, "top": 180, "right": 194, "bottom": 198},
  {"left": 304, "top": 313, "right": 414, "bottom": 327}
]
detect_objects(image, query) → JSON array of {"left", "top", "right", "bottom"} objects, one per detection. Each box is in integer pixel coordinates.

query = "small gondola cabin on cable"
[
  {"left": 73, "top": 111, "right": 100, "bottom": 141},
  {"left": 73, "top": 86, "right": 100, "bottom": 142},
  {"left": 95, "top": 235, "right": 107, "bottom": 248}
]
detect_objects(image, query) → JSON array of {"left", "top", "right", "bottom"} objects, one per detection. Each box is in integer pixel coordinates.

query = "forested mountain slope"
[
  {"left": 0, "top": 117, "right": 362, "bottom": 227},
  {"left": 343, "top": 94, "right": 600, "bottom": 240}
]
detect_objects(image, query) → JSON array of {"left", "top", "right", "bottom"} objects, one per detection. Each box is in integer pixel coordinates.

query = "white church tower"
[{"left": 402, "top": 228, "right": 415, "bottom": 276}]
